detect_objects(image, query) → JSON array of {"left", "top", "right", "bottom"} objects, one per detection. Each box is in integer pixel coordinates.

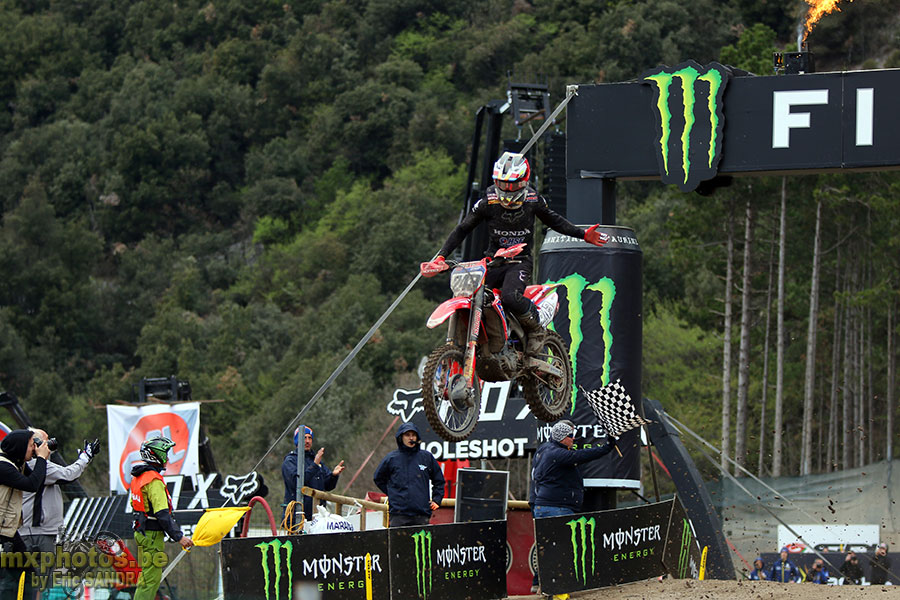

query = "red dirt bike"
[{"left": 420, "top": 244, "right": 572, "bottom": 442}]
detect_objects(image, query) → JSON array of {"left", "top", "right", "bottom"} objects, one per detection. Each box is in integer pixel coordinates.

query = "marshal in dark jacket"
[
  {"left": 373, "top": 423, "right": 445, "bottom": 518},
  {"left": 529, "top": 439, "right": 612, "bottom": 512}
]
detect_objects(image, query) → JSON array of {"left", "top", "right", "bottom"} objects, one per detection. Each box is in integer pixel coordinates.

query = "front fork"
[{"left": 462, "top": 287, "right": 484, "bottom": 388}]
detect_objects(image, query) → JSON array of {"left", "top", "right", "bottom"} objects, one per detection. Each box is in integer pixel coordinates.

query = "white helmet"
[{"left": 492, "top": 152, "right": 530, "bottom": 208}]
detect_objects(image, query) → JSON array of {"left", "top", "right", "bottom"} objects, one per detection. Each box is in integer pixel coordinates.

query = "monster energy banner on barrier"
[
  {"left": 538, "top": 225, "right": 642, "bottom": 488},
  {"left": 642, "top": 61, "right": 730, "bottom": 192},
  {"left": 221, "top": 521, "right": 507, "bottom": 599},
  {"left": 390, "top": 521, "right": 506, "bottom": 600},
  {"left": 222, "top": 530, "right": 390, "bottom": 599},
  {"left": 534, "top": 497, "right": 702, "bottom": 595}
]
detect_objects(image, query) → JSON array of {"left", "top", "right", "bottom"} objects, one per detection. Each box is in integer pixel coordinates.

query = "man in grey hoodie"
[{"left": 19, "top": 429, "right": 99, "bottom": 554}]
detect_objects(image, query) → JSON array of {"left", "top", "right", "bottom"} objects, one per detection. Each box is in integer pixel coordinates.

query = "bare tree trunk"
[
  {"left": 721, "top": 200, "right": 736, "bottom": 471},
  {"left": 773, "top": 178, "right": 787, "bottom": 477},
  {"left": 856, "top": 310, "right": 865, "bottom": 467},
  {"left": 735, "top": 199, "right": 754, "bottom": 473},
  {"left": 867, "top": 309, "right": 874, "bottom": 463},
  {"left": 888, "top": 298, "right": 896, "bottom": 461},
  {"left": 758, "top": 225, "right": 777, "bottom": 476},
  {"left": 842, "top": 260, "right": 853, "bottom": 470},
  {"left": 827, "top": 245, "right": 842, "bottom": 472},
  {"left": 801, "top": 200, "right": 822, "bottom": 475}
]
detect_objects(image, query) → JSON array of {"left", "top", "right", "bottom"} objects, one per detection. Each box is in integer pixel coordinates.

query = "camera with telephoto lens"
[{"left": 34, "top": 437, "right": 59, "bottom": 452}]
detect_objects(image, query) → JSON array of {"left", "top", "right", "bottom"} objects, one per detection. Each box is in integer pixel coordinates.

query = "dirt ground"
[{"left": 510, "top": 578, "right": 899, "bottom": 599}]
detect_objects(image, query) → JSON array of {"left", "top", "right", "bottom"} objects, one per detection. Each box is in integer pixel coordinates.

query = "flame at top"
[{"left": 803, "top": 0, "right": 854, "bottom": 40}]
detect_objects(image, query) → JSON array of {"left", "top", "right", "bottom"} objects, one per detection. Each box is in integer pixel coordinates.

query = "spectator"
[
  {"left": 282, "top": 426, "right": 345, "bottom": 521},
  {"left": 20, "top": 429, "right": 100, "bottom": 554},
  {"left": 869, "top": 543, "right": 891, "bottom": 585},
  {"left": 749, "top": 557, "right": 767, "bottom": 580},
  {"left": 0, "top": 430, "right": 50, "bottom": 596},
  {"left": 840, "top": 550, "right": 864, "bottom": 585},
  {"left": 806, "top": 558, "right": 830, "bottom": 584},
  {"left": 768, "top": 547, "right": 800, "bottom": 583},
  {"left": 373, "top": 423, "right": 444, "bottom": 527}
]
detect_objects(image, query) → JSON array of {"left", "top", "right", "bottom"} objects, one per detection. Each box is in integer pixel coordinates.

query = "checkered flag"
[{"left": 581, "top": 379, "right": 651, "bottom": 438}]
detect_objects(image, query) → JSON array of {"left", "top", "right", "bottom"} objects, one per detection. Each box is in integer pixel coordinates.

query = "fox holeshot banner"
[{"left": 538, "top": 226, "right": 643, "bottom": 489}]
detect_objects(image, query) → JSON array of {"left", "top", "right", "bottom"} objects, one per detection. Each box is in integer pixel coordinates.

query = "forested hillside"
[{"left": 0, "top": 0, "right": 897, "bottom": 494}]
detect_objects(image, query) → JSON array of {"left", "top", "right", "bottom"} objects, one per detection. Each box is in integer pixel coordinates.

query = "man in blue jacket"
[
  {"left": 373, "top": 422, "right": 445, "bottom": 527},
  {"left": 530, "top": 420, "right": 613, "bottom": 518},
  {"left": 768, "top": 547, "right": 800, "bottom": 582},
  {"left": 282, "top": 426, "right": 345, "bottom": 521}
]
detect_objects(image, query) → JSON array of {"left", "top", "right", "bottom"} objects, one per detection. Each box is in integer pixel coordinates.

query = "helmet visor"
[{"left": 496, "top": 179, "right": 526, "bottom": 192}]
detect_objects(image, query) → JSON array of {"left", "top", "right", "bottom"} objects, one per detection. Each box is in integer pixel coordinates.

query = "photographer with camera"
[
  {"left": 19, "top": 429, "right": 100, "bottom": 556},
  {"left": 0, "top": 429, "right": 50, "bottom": 596}
]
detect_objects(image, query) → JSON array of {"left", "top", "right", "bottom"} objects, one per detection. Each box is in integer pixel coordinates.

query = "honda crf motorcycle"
[{"left": 420, "top": 244, "right": 572, "bottom": 442}]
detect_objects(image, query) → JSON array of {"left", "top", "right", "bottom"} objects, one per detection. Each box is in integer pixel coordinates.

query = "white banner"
[{"left": 106, "top": 402, "right": 200, "bottom": 493}]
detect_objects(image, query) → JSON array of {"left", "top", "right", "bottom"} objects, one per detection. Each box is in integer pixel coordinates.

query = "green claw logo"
[
  {"left": 566, "top": 516, "right": 597, "bottom": 584},
  {"left": 412, "top": 530, "right": 433, "bottom": 599},
  {"left": 256, "top": 539, "right": 293, "bottom": 600},
  {"left": 544, "top": 274, "right": 616, "bottom": 413},
  {"left": 677, "top": 519, "right": 693, "bottom": 579},
  {"left": 643, "top": 61, "right": 730, "bottom": 192}
]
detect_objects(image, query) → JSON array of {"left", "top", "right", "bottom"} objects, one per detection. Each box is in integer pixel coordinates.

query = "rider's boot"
[{"left": 516, "top": 304, "right": 545, "bottom": 356}]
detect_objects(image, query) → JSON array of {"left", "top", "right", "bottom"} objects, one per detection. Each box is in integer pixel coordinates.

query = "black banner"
[
  {"left": 568, "top": 69, "right": 900, "bottom": 190},
  {"left": 534, "top": 498, "right": 700, "bottom": 595},
  {"left": 222, "top": 530, "right": 391, "bottom": 600},
  {"left": 389, "top": 521, "right": 507, "bottom": 600},
  {"left": 537, "top": 226, "right": 642, "bottom": 487},
  {"left": 221, "top": 521, "right": 507, "bottom": 600},
  {"left": 387, "top": 381, "right": 540, "bottom": 459}
]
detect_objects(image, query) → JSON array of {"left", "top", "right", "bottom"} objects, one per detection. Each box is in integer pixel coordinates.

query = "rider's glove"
[
  {"left": 420, "top": 256, "right": 447, "bottom": 277},
  {"left": 82, "top": 438, "right": 100, "bottom": 462},
  {"left": 584, "top": 225, "right": 609, "bottom": 247}
]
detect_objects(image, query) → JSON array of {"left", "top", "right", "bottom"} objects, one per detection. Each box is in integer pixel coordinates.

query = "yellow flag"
[{"left": 192, "top": 507, "right": 252, "bottom": 547}]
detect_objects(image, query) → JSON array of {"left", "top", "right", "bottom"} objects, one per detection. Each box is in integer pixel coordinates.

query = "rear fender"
[{"left": 427, "top": 297, "right": 472, "bottom": 329}]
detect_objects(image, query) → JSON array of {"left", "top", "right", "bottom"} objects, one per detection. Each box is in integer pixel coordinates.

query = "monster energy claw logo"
[
  {"left": 677, "top": 519, "right": 693, "bottom": 579},
  {"left": 256, "top": 539, "right": 294, "bottom": 600},
  {"left": 642, "top": 60, "right": 730, "bottom": 192},
  {"left": 566, "top": 516, "right": 597, "bottom": 584},
  {"left": 412, "top": 530, "right": 433, "bottom": 599}
]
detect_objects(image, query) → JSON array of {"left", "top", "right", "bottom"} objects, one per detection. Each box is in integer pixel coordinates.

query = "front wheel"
[
  {"left": 523, "top": 330, "right": 572, "bottom": 421},
  {"left": 422, "top": 344, "right": 480, "bottom": 442}
]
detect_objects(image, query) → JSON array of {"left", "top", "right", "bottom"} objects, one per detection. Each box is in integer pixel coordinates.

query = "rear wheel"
[
  {"left": 422, "top": 344, "right": 480, "bottom": 442},
  {"left": 523, "top": 331, "right": 572, "bottom": 421}
]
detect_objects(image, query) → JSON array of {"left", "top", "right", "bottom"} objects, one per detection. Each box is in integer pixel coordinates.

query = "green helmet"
[{"left": 140, "top": 437, "right": 175, "bottom": 466}]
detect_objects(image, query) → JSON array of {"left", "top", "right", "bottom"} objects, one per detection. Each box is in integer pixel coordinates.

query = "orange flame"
[{"left": 803, "top": 0, "right": 854, "bottom": 39}]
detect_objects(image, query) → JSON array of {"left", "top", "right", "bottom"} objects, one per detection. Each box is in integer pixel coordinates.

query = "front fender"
[{"left": 427, "top": 297, "right": 472, "bottom": 329}]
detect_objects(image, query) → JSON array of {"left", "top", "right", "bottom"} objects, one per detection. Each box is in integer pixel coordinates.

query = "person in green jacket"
[{"left": 129, "top": 437, "right": 193, "bottom": 600}]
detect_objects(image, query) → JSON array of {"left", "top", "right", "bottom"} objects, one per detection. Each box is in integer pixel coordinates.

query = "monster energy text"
[
  {"left": 412, "top": 530, "right": 433, "bottom": 599},
  {"left": 642, "top": 61, "right": 730, "bottom": 192},
  {"left": 566, "top": 516, "right": 597, "bottom": 584}
]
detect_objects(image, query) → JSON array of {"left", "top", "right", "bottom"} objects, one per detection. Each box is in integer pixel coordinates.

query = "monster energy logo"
[
  {"left": 412, "top": 530, "right": 433, "bottom": 599},
  {"left": 256, "top": 539, "right": 293, "bottom": 600},
  {"left": 566, "top": 516, "right": 596, "bottom": 584},
  {"left": 544, "top": 274, "right": 615, "bottom": 413},
  {"left": 677, "top": 519, "right": 693, "bottom": 579},
  {"left": 642, "top": 61, "right": 730, "bottom": 192}
]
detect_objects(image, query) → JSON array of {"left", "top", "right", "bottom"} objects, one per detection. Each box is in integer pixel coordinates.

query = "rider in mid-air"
[{"left": 421, "top": 151, "right": 608, "bottom": 354}]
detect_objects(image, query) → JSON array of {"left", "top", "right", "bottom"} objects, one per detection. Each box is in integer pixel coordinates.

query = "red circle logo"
[{"left": 118, "top": 413, "right": 190, "bottom": 489}]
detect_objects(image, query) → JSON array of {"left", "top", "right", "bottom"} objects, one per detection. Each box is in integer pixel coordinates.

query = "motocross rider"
[{"left": 421, "top": 151, "right": 608, "bottom": 354}]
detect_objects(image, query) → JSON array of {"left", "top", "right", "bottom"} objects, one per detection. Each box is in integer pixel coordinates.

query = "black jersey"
[{"left": 438, "top": 185, "right": 585, "bottom": 258}]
